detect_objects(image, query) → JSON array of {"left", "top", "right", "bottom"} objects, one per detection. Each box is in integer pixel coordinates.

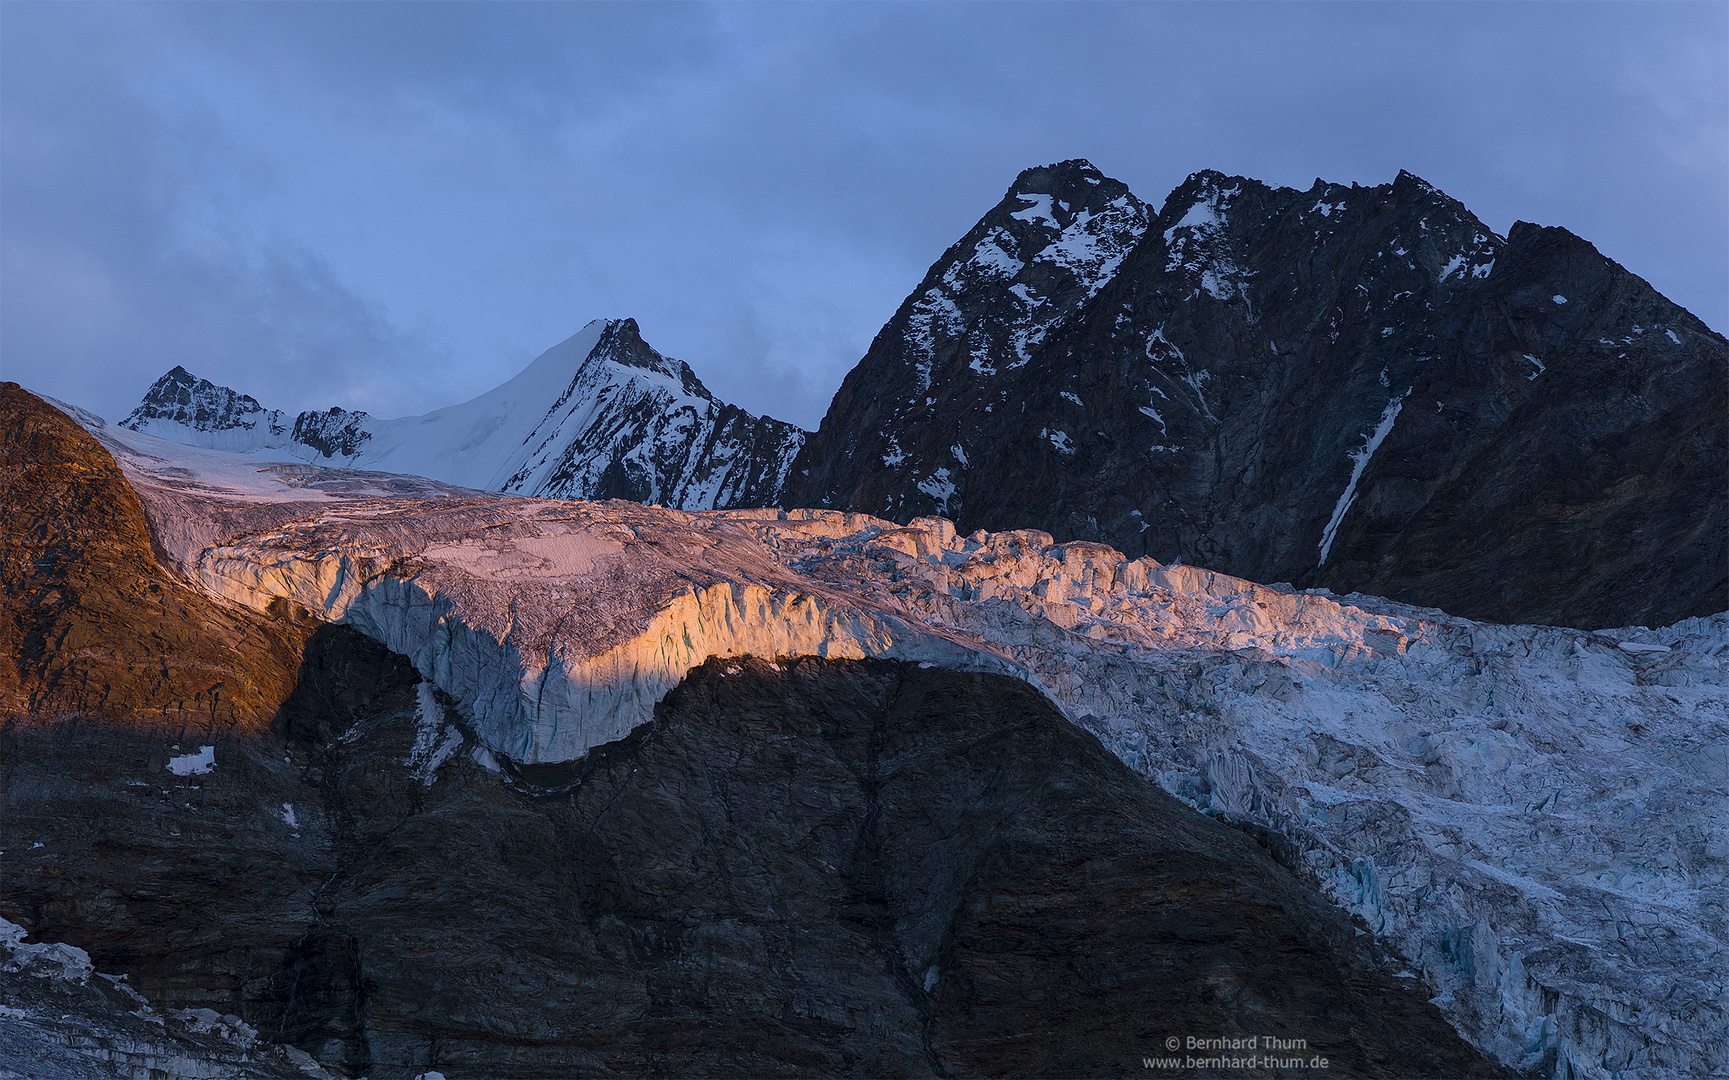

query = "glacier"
[{"left": 62, "top": 402, "right": 1729, "bottom": 1080}]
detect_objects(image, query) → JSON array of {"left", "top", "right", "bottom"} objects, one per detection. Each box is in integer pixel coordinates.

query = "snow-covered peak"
[
  {"left": 580, "top": 318, "right": 710, "bottom": 396},
  {"left": 479, "top": 318, "right": 805, "bottom": 508},
  {"left": 115, "top": 318, "right": 805, "bottom": 512},
  {"left": 122, "top": 366, "right": 293, "bottom": 453}
]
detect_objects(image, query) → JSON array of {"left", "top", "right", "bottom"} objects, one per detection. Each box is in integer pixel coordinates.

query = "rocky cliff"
[
  {"left": 0, "top": 382, "right": 311, "bottom": 728},
  {"left": 786, "top": 161, "right": 1727, "bottom": 629}
]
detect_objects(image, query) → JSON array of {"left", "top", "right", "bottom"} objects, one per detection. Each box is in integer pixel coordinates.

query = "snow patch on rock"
[
  {"left": 1319, "top": 391, "right": 1408, "bottom": 566},
  {"left": 166, "top": 746, "right": 215, "bottom": 777}
]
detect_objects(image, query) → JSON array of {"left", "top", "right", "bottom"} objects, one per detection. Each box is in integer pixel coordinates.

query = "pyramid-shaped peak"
[
  {"left": 1387, "top": 170, "right": 1476, "bottom": 213},
  {"left": 1393, "top": 169, "right": 1440, "bottom": 193},
  {"left": 137, "top": 365, "right": 207, "bottom": 397},
  {"left": 133, "top": 364, "right": 260, "bottom": 408},
  {"left": 586, "top": 317, "right": 711, "bottom": 400}
]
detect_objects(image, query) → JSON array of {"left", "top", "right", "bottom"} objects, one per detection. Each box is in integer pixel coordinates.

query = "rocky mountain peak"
[
  {"left": 788, "top": 161, "right": 1151, "bottom": 519},
  {"left": 997, "top": 157, "right": 1143, "bottom": 228},
  {"left": 1008, "top": 156, "right": 1105, "bottom": 186},
  {"left": 125, "top": 364, "right": 286, "bottom": 437},
  {"left": 1002, "top": 158, "right": 1120, "bottom": 212},
  {"left": 786, "top": 161, "right": 1725, "bottom": 628},
  {"left": 585, "top": 316, "right": 712, "bottom": 400},
  {"left": 1391, "top": 167, "right": 1444, "bottom": 198}
]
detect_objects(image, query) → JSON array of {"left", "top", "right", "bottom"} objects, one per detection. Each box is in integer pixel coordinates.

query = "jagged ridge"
[
  {"left": 787, "top": 160, "right": 1728, "bottom": 629},
  {"left": 120, "top": 318, "right": 807, "bottom": 512}
]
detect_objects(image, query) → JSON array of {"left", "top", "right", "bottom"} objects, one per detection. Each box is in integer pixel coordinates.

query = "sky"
[{"left": 2, "top": 2, "right": 1724, "bottom": 430}]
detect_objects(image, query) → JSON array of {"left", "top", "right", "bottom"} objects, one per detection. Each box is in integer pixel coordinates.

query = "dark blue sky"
[{"left": 3, "top": 2, "right": 1723, "bottom": 428}]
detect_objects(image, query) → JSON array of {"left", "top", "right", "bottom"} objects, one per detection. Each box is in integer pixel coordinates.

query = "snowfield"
[{"left": 62, "top": 402, "right": 1729, "bottom": 1080}]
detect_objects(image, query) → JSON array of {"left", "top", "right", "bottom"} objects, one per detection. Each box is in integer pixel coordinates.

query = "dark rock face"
[
  {"left": 788, "top": 162, "right": 1727, "bottom": 628},
  {"left": 292, "top": 406, "right": 373, "bottom": 458},
  {"left": 1, "top": 637, "right": 1505, "bottom": 1078},
  {"left": 788, "top": 160, "right": 1149, "bottom": 525},
  {"left": 0, "top": 382, "right": 310, "bottom": 727},
  {"left": 121, "top": 365, "right": 289, "bottom": 438}
]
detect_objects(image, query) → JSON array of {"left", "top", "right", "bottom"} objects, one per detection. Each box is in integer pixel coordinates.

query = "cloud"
[
  {"left": 3, "top": 3, "right": 1722, "bottom": 429},
  {"left": 0, "top": 4, "right": 463, "bottom": 419}
]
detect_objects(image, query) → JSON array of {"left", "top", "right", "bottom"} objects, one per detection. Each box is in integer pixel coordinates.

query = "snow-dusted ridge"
[
  {"left": 58, "top": 403, "right": 1729, "bottom": 1080},
  {"left": 122, "top": 318, "right": 806, "bottom": 512}
]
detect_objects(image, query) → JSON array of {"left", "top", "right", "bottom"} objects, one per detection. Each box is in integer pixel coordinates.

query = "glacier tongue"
[{"left": 74, "top": 409, "right": 1729, "bottom": 1080}]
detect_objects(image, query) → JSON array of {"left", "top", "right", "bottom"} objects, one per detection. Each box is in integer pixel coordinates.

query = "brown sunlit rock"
[{"left": 0, "top": 381, "right": 311, "bottom": 728}]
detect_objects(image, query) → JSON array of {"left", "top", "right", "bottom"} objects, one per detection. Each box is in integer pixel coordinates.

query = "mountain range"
[
  {"left": 124, "top": 318, "right": 804, "bottom": 511},
  {"left": 123, "top": 160, "right": 1726, "bottom": 631},
  {"left": 8, "top": 159, "right": 1723, "bottom": 1079}
]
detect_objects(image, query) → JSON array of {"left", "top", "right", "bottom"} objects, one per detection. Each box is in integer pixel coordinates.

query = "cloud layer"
[{"left": 4, "top": 2, "right": 1723, "bottom": 427}]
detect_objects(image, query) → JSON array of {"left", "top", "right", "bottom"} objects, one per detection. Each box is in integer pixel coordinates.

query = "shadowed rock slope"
[
  {"left": 2, "top": 630, "right": 1504, "bottom": 1079},
  {"left": 0, "top": 381, "right": 311, "bottom": 727},
  {"left": 786, "top": 161, "right": 1727, "bottom": 629},
  {"left": 1, "top": 913, "right": 326, "bottom": 1080}
]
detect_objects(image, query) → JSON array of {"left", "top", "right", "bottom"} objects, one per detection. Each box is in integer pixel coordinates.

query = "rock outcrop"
[
  {"left": 0, "top": 382, "right": 310, "bottom": 728},
  {"left": 786, "top": 161, "right": 1728, "bottom": 629},
  {"left": 0, "top": 915, "right": 328, "bottom": 1079}
]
